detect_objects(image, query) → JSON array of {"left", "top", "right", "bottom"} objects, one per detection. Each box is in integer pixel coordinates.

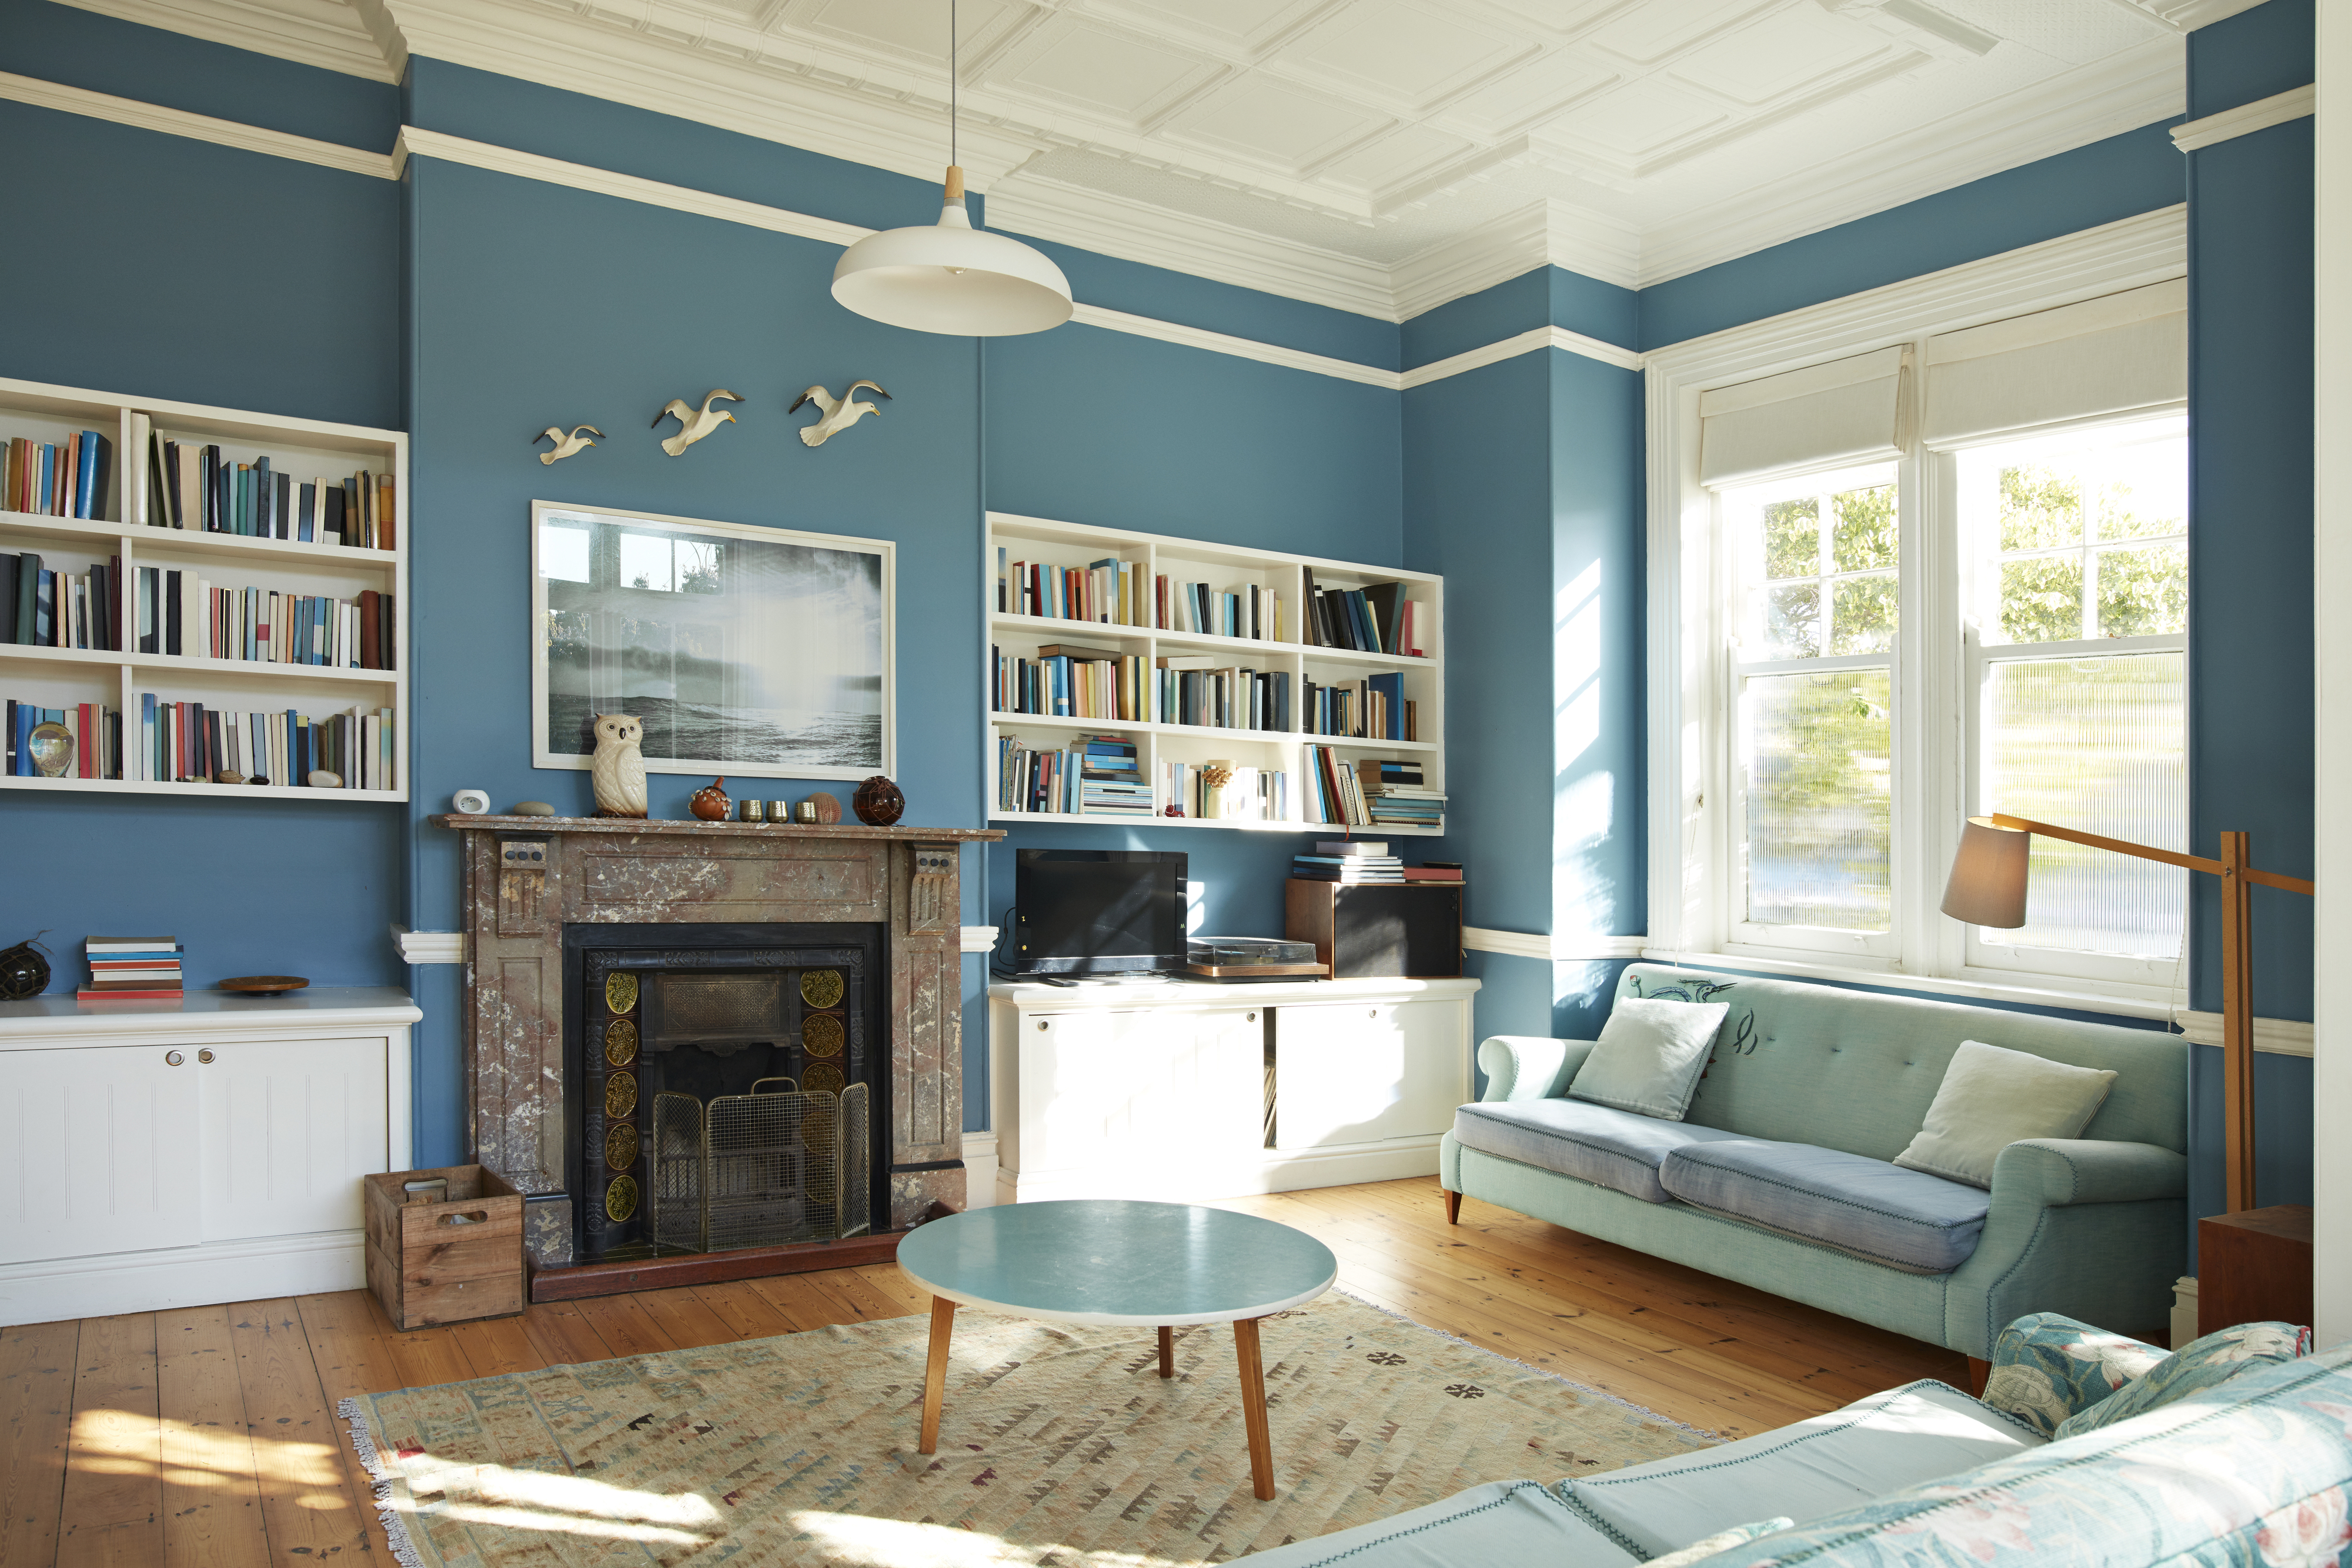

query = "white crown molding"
[
  {"left": 1389, "top": 198, "right": 1646, "bottom": 313},
  {"left": 960, "top": 925, "right": 1000, "bottom": 955},
  {"left": 2157, "top": 0, "right": 2275, "bottom": 29},
  {"left": 2171, "top": 83, "right": 2315, "bottom": 152},
  {"left": 391, "top": 925, "right": 466, "bottom": 964},
  {"left": 1635, "top": 36, "right": 2184, "bottom": 290},
  {"left": 1464, "top": 927, "right": 1649, "bottom": 962},
  {"left": 52, "top": 0, "right": 397, "bottom": 83},
  {"left": 0, "top": 69, "right": 395, "bottom": 178},
  {"left": 2176, "top": 1010, "right": 2314, "bottom": 1057}
]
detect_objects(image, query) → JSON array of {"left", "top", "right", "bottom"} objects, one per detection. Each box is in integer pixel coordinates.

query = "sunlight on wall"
[{"left": 1554, "top": 560, "right": 1616, "bottom": 937}]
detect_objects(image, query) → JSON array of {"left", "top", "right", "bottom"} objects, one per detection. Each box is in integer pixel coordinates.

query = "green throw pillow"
[
  {"left": 2052, "top": 1320, "right": 2310, "bottom": 1440},
  {"left": 1567, "top": 997, "right": 1729, "bottom": 1121},
  {"left": 1645, "top": 1518, "right": 1794, "bottom": 1565}
]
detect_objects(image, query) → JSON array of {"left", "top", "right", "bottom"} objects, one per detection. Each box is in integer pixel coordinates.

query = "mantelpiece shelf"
[
  {"left": 0, "top": 375, "right": 409, "bottom": 801},
  {"left": 984, "top": 511, "right": 1444, "bottom": 834}
]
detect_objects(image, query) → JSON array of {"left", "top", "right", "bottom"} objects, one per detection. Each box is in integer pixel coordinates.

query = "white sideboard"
[
  {"left": 987, "top": 976, "right": 1478, "bottom": 1204},
  {"left": 0, "top": 987, "right": 419, "bottom": 1325}
]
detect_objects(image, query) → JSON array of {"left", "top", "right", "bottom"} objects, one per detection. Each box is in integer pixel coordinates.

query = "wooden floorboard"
[{"left": 14, "top": 1175, "right": 1973, "bottom": 1566}]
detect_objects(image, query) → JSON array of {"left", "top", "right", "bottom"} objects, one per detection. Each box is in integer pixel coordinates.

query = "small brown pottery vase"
[
  {"left": 852, "top": 775, "right": 905, "bottom": 826},
  {"left": 690, "top": 778, "right": 731, "bottom": 820}
]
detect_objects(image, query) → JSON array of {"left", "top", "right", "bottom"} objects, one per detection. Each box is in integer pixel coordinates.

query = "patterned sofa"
[
  {"left": 1440, "top": 964, "right": 2189, "bottom": 1359},
  {"left": 1241, "top": 1315, "right": 2348, "bottom": 1567}
]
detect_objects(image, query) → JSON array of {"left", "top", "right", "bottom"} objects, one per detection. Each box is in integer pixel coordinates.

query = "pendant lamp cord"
[{"left": 950, "top": 0, "right": 958, "bottom": 172}]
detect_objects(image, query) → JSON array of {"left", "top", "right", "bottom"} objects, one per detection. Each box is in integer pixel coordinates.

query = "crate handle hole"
[{"left": 440, "top": 1211, "right": 489, "bottom": 1226}]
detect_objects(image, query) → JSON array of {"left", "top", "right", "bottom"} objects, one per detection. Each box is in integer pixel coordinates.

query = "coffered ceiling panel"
[{"left": 65, "top": 0, "right": 2193, "bottom": 320}]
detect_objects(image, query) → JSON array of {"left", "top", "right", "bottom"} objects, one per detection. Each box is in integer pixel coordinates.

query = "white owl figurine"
[{"left": 590, "top": 714, "right": 648, "bottom": 818}]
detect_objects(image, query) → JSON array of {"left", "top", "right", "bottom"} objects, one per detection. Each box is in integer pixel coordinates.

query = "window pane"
[
  {"left": 2000, "top": 465, "right": 2084, "bottom": 551},
  {"left": 1764, "top": 498, "right": 1819, "bottom": 579},
  {"left": 1743, "top": 668, "right": 1892, "bottom": 932},
  {"left": 1832, "top": 573, "right": 1897, "bottom": 655},
  {"left": 1763, "top": 582, "right": 1820, "bottom": 658},
  {"left": 1832, "top": 483, "right": 1897, "bottom": 572},
  {"left": 2096, "top": 543, "right": 2187, "bottom": 637},
  {"left": 1985, "top": 653, "right": 2184, "bottom": 958},
  {"left": 2093, "top": 450, "right": 2187, "bottom": 542},
  {"left": 2000, "top": 555, "right": 2084, "bottom": 643}
]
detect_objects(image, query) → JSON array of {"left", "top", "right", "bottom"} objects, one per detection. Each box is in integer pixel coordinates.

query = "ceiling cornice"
[{"left": 55, "top": 0, "right": 396, "bottom": 81}]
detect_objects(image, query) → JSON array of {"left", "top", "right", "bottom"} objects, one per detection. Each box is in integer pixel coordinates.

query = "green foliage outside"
[
  {"left": 1764, "top": 497, "right": 1818, "bottom": 580},
  {"left": 1997, "top": 464, "right": 2185, "bottom": 642},
  {"left": 1745, "top": 668, "right": 1893, "bottom": 932},
  {"left": 2097, "top": 543, "right": 2187, "bottom": 637},
  {"left": 1833, "top": 484, "right": 1897, "bottom": 571},
  {"left": 1834, "top": 573, "right": 1897, "bottom": 655}
]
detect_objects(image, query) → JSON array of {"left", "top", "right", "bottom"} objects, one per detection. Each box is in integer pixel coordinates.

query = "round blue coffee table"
[{"left": 897, "top": 1199, "right": 1338, "bottom": 1499}]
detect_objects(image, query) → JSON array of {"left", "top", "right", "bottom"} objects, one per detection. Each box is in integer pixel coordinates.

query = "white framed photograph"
[{"left": 532, "top": 501, "right": 893, "bottom": 780}]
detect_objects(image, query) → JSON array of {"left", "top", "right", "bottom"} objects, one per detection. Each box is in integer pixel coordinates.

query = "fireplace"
[{"left": 564, "top": 923, "right": 886, "bottom": 1265}]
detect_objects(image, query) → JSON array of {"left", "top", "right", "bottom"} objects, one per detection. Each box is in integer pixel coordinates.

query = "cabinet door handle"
[
  {"left": 165, "top": 1051, "right": 184, "bottom": 1066},
  {"left": 197, "top": 1049, "right": 215, "bottom": 1064}
]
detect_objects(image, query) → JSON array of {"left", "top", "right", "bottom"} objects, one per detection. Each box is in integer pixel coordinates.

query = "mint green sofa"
[{"left": 1438, "top": 964, "right": 2188, "bottom": 1359}]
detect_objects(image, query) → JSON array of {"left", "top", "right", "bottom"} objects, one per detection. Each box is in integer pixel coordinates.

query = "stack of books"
[
  {"left": 1078, "top": 734, "right": 1154, "bottom": 817},
  {"left": 1357, "top": 759, "right": 1446, "bottom": 828},
  {"left": 1292, "top": 841, "right": 1405, "bottom": 883},
  {"left": 79, "top": 936, "right": 183, "bottom": 1001},
  {"left": 6, "top": 430, "right": 113, "bottom": 519}
]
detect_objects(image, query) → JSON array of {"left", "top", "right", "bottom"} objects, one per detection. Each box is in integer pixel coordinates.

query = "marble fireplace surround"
[{"left": 433, "top": 815, "right": 1003, "bottom": 1268}]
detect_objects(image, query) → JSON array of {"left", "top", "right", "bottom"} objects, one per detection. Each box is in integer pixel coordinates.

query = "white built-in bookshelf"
[
  {"left": 985, "top": 512, "right": 1444, "bottom": 834},
  {"left": 0, "top": 376, "right": 407, "bottom": 801}
]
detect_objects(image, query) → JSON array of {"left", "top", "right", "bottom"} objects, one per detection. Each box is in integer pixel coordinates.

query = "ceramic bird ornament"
[
  {"left": 590, "top": 713, "right": 648, "bottom": 818},
  {"left": 653, "top": 390, "right": 741, "bottom": 456},
  {"left": 790, "top": 381, "right": 891, "bottom": 447},
  {"left": 533, "top": 424, "right": 602, "bottom": 464}
]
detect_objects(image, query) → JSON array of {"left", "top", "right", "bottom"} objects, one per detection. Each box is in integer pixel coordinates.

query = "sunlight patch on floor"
[
  {"left": 395, "top": 1455, "right": 725, "bottom": 1546},
  {"left": 790, "top": 1509, "right": 1184, "bottom": 1567}
]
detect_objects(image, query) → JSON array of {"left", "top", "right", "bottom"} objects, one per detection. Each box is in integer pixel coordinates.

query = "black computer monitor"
[{"left": 1013, "top": 850, "right": 1188, "bottom": 975}]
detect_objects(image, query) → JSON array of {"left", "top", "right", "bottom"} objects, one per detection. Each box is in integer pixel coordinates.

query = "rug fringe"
[
  {"left": 340, "top": 1395, "right": 429, "bottom": 1568},
  {"left": 1325, "top": 1285, "right": 1723, "bottom": 1443}
]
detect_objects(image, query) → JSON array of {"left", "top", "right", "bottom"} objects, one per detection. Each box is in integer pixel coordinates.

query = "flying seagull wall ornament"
[
  {"left": 790, "top": 381, "right": 891, "bottom": 447},
  {"left": 653, "top": 389, "right": 741, "bottom": 456},
  {"left": 533, "top": 425, "right": 602, "bottom": 464}
]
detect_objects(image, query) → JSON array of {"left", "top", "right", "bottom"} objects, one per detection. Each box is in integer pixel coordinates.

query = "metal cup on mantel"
[
  {"left": 767, "top": 801, "right": 791, "bottom": 823},
  {"left": 738, "top": 798, "right": 766, "bottom": 823}
]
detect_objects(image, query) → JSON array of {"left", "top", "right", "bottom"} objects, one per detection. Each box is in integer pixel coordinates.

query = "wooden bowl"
[{"left": 220, "top": 976, "right": 309, "bottom": 995}]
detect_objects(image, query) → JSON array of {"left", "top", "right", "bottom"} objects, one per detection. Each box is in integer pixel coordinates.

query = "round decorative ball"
[
  {"left": 806, "top": 791, "right": 842, "bottom": 825},
  {"left": 852, "top": 775, "right": 905, "bottom": 826},
  {"left": 0, "top": 941, "right": 51, "bottom": 1002}
]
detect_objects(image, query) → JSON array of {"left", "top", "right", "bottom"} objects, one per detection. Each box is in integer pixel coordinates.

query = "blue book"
[
  {"left": 296, "top": 481, "right": 314, "bottom": 543},
  {"left": 314, "top": 597, "right": 328, "bottom": 664},
  {"left": 141, "top": 694, "right": 155, "bottom": 780},
  {"left": 36, "top": 444, "right": 54, "bottom": 513},
  {"left": 12, "top": 703, "right": 29, "bottom": 777},
  {"left": 1368, "top": 672, "right": 1405, "bottom": 740}
]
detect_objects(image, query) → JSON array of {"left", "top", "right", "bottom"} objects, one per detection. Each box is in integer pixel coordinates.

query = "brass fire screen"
[{"left": 649, "top": 1079, "right": 872, "bottom": 1253}]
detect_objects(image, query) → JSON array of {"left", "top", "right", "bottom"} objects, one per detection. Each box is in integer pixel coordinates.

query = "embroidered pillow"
[
  {"left": 2052, "top": 1320, "right": 2311, "bottom": 1440},
  {"left": 1892, "top": 1040, "right": 2117, "bottom": 1188},
  {"left": 1980, "top": 1311, "right": 2170, "bottom": 1437},
  {"left": 1645, "top": 1517, "right": 1793, "bottom": 1565},
  {"left": 1568, "top": 997, "right": 1729, "bottom": 1121}
]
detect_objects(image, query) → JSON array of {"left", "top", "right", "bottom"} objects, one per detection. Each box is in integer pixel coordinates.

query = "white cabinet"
[
  {"left": 0, "top": 988, "right": 417, "bottom": 1326},
  {"left": 990, "top": 977, "right": 1476, "bottom": 1204},
  {"left": 0, "top": 1043, "right": 203, "bottom": 1263}
]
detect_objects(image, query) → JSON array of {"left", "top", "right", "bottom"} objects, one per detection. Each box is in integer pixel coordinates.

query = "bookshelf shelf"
[
  {"left": 984, "top": 511, "right": 1443, "bottom": 833},
  {"left": 0, "top": 375, "right": 408, "bottom": 800}
]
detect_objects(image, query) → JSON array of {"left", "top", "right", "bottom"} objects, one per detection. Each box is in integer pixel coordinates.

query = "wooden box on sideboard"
[
  {"left": 1285, "top": 879, "right": 1464, "bottom": 979},
  {"left": 362, "top": 1164, "right": 526, "bottom": 1330}
]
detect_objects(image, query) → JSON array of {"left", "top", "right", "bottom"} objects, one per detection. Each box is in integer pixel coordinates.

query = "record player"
[{"left": 1185, "top": 937, "right": 1328, "bottom": 981}]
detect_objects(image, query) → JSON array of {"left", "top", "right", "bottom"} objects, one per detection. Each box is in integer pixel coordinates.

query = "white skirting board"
[
  {"left": 994, "top": 1136, "right": 1441, "bottom": 1206},
  {"left": 0, "top": 1229, "right": 363, "bottom": 1327},
  {"left": 2173, "top": 1275, "right": 2199, "bottom": 1350},
  {"left": 963, "top": 1133, "right": 1000, "bottom": 1210}
]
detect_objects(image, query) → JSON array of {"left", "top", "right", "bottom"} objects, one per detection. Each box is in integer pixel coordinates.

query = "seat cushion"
[
  {"left": 1454, "top": 1099, "right": 1749, "bottom": 1203},
  {"left": 1658, "top": 1138, "right": 1991, "bottom": 1274},
  {"left": 1230, "top": 1479, "right": 1639, "bottom": 1568},
  {"left": 1559, "top": 1379, "right": 2045, "bottom": 1556}
]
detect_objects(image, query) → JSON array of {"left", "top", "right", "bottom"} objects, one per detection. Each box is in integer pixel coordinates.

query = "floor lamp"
[{"left": 1940, "top": 814, "right": 2314, "bottom": 1213}]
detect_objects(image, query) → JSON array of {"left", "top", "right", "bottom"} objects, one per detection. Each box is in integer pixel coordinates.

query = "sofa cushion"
[
  {"left": 1659, "top": 1138, "right": 1990, "bottom": 1274},
  {"left": 2052, "top": 1319, "right": 2310, "bottom": 1440},
  {"left": 1454, "top": 1099, "right": 1749, "bottom": 1204},
  {"left": 1893, "top": 1039, "right": 2117, "bottom": 1188},
  {"left": 1568, "top": 996, "right": 1729, "bottom": 1120},
  {"left": 1559, "top": 1379, "right": 2044, "bottom": 1556},
  {"left": 1979, "top": 1310, "right": 2170, "bottom": 1437},
  {"left": 1224, "top": 1479, "right": 1641, "bottom": 1568}
]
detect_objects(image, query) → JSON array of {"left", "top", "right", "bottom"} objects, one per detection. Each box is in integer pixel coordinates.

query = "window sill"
[{"left": 1636, "top": 947, "right": 2182, "bottom": 1023}]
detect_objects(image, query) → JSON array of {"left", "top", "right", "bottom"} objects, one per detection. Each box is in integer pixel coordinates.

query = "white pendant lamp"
[{"left": 831, "top": 4, "right": 1071, "bottom": 337}]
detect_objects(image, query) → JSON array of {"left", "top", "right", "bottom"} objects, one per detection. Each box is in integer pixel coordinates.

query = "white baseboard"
[
  {"left": 0, "top": 1229, "right": 365, "bottom": 1327},
  {"left": 2173, "top": 1275, "right": 2200, "bottom": 1349},
  {"left": 963, "top": 1132, "right": 1000, "bottom": 1209},
  {"left": 996, "top": 1136, "right": 1441, "bottom": 1205}
]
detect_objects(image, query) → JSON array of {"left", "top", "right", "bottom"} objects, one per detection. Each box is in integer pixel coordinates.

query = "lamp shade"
[
  {"left": 832, "top": 170, "right": 1072, "bottom": 337},
  {"left": 1942, "top": 817, "right": 2031, "bottom": 928}
]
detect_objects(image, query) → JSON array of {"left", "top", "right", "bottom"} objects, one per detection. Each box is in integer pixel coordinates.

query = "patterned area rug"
[{"left": 340, "top": 1290, "right": 1708, "bottom": 1566}]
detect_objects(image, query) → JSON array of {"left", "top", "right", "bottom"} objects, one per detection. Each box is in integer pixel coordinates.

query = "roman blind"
[
  {"left": 1922, "top": 279, "right": 2186, "bottom": 447},
  {"left": 1698, "top": 345, "right": 1907, "bottom": 489}
]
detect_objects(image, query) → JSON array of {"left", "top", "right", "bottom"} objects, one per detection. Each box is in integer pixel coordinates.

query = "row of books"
[
  {"left": 1160, "top": 660, "right": 1289, "bottom": 733},
  {"left": 992, "top": 644, "right": 1150, "bottom": 722},
  {"left": 141, "top": 422, "right": 395, "bottom": 550},
  {"left": 79, "top": 935, "right": 182, "bottom": 1002},
  {"left": 997, "top": 733, "right": 1104, "bottom": 816},
  {"left": 1301, "top": 674, "right": 1415, "bottom": 741},
  {"left": 0, "top": 552, "right": 115, "bottom": 650},
  {"left": 6, "top": 701, "right": 121, "bottom": 778},
  {"left": 993, "top": 549, "right": 1295, "bottom": 644},
  {"left": 133, "top": 699, "right": 395, "bottom": 790},
  {"left": 1164, "top": 760, "right": 1288, "bottom": 822},
  {"left": 5, "top": 432, "right": 112, "bottom": 520},
  {"left": 1301, "top": 570, "right": 1425, "bottom": 656},
  {"left": 1164, "top": 580, "right": 1281, "bottom": 641},
  {"left": 149, "top": 573, "right": 394, "bottom": 669}
]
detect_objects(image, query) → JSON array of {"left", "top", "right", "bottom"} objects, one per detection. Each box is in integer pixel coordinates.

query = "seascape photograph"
[{"left": 533, "top": 504, "right": 893, "bottom": 778}]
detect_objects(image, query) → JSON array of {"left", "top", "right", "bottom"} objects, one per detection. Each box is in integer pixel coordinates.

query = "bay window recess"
[{"left": 1653, "top": 265, "right": 2190, "bottom": 1005}]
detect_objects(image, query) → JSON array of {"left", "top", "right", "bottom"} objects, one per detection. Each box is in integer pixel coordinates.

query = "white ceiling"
[{"left": 68, "top": 0, "right": 2231, "bottom": 321}]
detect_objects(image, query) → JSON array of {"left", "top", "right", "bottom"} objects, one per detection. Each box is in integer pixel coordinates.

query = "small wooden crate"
[{"left": 363, "top": 1164, "right": 527, "bottom": 1330}]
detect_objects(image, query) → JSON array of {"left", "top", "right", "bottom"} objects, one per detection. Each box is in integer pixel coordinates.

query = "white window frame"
[{"left": 1643, "top": 205, "right": 2189, "bottom": 1015}]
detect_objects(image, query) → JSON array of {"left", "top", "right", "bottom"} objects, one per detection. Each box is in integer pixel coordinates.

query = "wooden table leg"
[
  {"left": 919, "top": 1296, "right": 956, "bottom": 1454},
  {"left": 1232, "top": 1316, "right": 1275, "bottom": 1500},
  {"left": 1158, "top": 1325, "right": 1174, "bottom": 1378}
]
